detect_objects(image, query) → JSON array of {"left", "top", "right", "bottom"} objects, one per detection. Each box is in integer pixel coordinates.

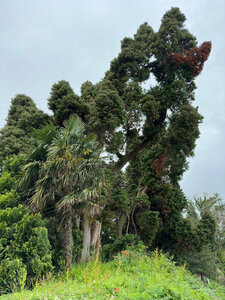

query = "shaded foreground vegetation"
[{"left": 1, "top": 250, "right": 224, "bottom": 300}]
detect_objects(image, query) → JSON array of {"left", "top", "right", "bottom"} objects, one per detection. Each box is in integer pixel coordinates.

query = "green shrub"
[
  {"left": 0, "top": 258, "right": 27, "bottom": 294},
  {"left": 136, "top": 210, "right": 159, "bottom": 248},
  {"left": 100, "top": 234, "right": 141, "bottom": 261},
  {"left": 0, "top": 205, "right": 53, "bottom": 293}
]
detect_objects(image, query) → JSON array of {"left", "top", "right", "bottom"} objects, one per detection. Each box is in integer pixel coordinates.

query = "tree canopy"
[{"left": 0, "top": 94, "right": 49, "bottom": 167}]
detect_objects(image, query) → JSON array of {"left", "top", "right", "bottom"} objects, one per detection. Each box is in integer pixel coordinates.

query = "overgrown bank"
[{"left": 1, "top": 250, "right": 224, "bottom": 300}]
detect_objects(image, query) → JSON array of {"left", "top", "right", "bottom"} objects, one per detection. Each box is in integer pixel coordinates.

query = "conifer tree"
[
  {"left": 0, "top": 94, "right": 49, "bottom": 166},
  {"left": 46, "top": 8, "right": 211, "bottom": 258},
  {"left": 48, "top": 8, "right": 210, "bottom": 174}
]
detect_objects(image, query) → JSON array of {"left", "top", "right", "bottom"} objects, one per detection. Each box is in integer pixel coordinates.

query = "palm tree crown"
[{"left": 22, "top": 115, "right": 106, "bottom": 268}]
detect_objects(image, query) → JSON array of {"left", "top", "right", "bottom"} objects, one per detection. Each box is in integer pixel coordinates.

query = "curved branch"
[{"left": 113, "top": 110, "right": 166, "bottom": 172}]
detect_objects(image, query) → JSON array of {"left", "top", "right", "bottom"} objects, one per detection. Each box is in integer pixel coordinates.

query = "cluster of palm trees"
[{"left": 21, "top": 116, "right": 108, "bottom": 268}]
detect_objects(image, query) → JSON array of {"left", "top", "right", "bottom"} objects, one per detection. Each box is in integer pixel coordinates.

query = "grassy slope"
[{"left": 1, "top": 250, "right": 224, "bottom": 300}]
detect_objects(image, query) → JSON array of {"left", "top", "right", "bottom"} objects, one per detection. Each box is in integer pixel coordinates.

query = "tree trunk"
[
  {"left": 91, "top": 220, "right": 100, "bottom": 247},
  {"left": 117, "top": 213, "right": 127, "bottom": 237},
  {"left": 113, "top": 110, "right": 167, "bottom": 173},
  {"left": 62, "top": 204, "right": 73, "bottom": 269},
  {"left": 75, "top": 214, "right": 80, "bottom": 230},
  {"left": 80, "top": 214, "right": 91, "bottom": 262},
  {"left": 95, "top": 222, "right": 102, "bottom": 261}
]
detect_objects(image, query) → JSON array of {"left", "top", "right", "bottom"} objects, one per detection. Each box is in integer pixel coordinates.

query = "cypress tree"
[{"left": 0, "top": 94, "right": 49, "bottom": 166}]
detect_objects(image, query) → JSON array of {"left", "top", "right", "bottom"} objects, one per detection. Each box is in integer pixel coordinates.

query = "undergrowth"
[{"left": 0, "top": 249, "right": 224, "bottom": 299}]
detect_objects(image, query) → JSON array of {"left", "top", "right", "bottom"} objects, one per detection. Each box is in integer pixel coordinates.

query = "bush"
[
  {"left": 100, "top": 234, "right": 141, "bottom": 261},
  {"left": 0, "top": 205, "right": 53, "bottom": 293},
  {"left": 0, "top": 258, "right": 27, "bottom": 294}
]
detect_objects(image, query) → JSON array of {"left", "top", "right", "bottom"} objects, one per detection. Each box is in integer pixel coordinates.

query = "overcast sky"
[{"left": 0, "top": 0, "right": 224, "bottom": 199}]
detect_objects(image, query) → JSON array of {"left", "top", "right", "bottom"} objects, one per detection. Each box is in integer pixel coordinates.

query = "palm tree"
[{"left": 22, "top": 116, "right": 106, "bottom": 268}]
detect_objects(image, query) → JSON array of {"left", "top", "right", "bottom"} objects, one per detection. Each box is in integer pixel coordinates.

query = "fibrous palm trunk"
[
  {"left": 81, "top": 213, "right": 91, "bottom": 262},
  {"left": 80, "top": 206, "right": 102, "bottom": 262},
  {"left": 91, "top": 220, "right": 100, "bottom": 247},
  {"left": 62, "top": 204, "right": 73, "bottom": 269}
]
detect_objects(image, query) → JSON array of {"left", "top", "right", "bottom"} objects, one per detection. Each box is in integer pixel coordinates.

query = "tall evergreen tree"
[
  {"left": 48, "top": 80, "right": 89, "bottom": 126},
  {"left": 46, "top": 8, "right": 211, "bottom": 260},
  {"left": 0, "top": 94, "right": 49, "bottom": 166},
  {"left": 48, "top": 8, "right": 210, "bottom": 175}
]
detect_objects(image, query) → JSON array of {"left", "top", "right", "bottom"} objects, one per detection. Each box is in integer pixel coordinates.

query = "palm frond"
[
  {"left": 56, "top": 193, "right": 78, "bottom": 211},
  {"left": 64, "top": 115, "right": 85, "bottom": 140},
  {"left": 19, "top": 161, "right": 43, "bottom": 190}
]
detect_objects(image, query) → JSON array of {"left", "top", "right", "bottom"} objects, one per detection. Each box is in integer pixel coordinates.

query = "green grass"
[{"left": 1, "top": 250, "right": 224, "bottom": 299}]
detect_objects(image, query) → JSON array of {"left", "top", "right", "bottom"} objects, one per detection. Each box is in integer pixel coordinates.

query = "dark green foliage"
[
  {"left": 47, "top": 216, "right": 83, "bottom": 269},
  {"left": 197, "top": 212, "right": 216, "bottom": 245},
  {"left": 123, "top": 141, "right": 218, "bottom": 260},
  {"left": 136, "top": 211, "right": 159, "bottom": 249},
  {"left": 0, "top": 156, "right": 53, "bottom": 294},
  {"left": 0, "top": 95, "right": 49, "bottom": 166},
  {"left": 166, "top": 105, "right": 203, "bottom": 156},
  {"left": 182, "top": 195, "right": 225, "bottom": 282},
  {"left": 101, "top": 170, "right": 132, "bottom": 243},
  {"left": 6, "top": 95, "right": 47, "bottom": 129},
  {"left": 92, "top": 81, "right": 125, "bottom": 135},
  {"left": 100, "top": 234, "right": 141, "bottom": 261},
  {"left": 151, "top": 7, "right": 197, "bottom": 83},
  {"left": 109, "top": 22, "right": 154, "bottom": 84},
  {"left": 0, "top": 155, "right": 24, "bottom": 192},
  {"left": 0, "top": 156, "right": 26, "bottom": 212},
  {"left": 48, "top": 80, "right": 89, "bottom": 126},
  {"left": 47, "top": 8, "right": 210, "bottom": 177},
  {"left": 0, "top": 205, "right": 53, "bottom": 291},
  {"left": 180, "top": 245, "right": 220, "bottom": 281}
]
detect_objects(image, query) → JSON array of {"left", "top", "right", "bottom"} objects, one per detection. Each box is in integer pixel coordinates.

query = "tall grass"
[{"left": 1, "top": 249, "right": 224, "bottom": 299}]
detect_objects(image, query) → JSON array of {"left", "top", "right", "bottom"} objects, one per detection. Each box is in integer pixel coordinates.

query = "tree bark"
[
  {"left": 117, "top": 213, "right": 127, "bottom": 237},
  {"left": 80, "top": 214, "right": 91, "bottom": 262},
  {"left": 62, "top": 204, "right": 73, "bottom": 269},
  {"left": 91, "top": 220, "right": 100, "bottom": 247},
  {"left": 95, "top": 222, "right": 102, "bottom": 261},
  {"left": 75, "top": 214, "right": 80, "bottom": 230}
]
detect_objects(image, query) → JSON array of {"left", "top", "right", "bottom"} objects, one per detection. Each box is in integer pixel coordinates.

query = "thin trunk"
[
  {"left": 91, "top": 220, "right": 100, "bottom": 247},
  {"left": 126, "top": 213, "right": 130, "bottom": 234},
  {"left": 75, "top": 214, "right": 80, "bottom": 230},
  {"left": 117, "top": 213, "right": 127, "bottom": 237},
  {"left": 95, "top": 222, "right": 102, "bottom": 261},
  {"left": 62, "top": 204, "right": 73, "bottom": 269},
  {"left": 131, "top": 205, "right": 137, "bottom": 234},
  {"left": 81, "top": 214, "right": 91, "bottom": 262}
]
